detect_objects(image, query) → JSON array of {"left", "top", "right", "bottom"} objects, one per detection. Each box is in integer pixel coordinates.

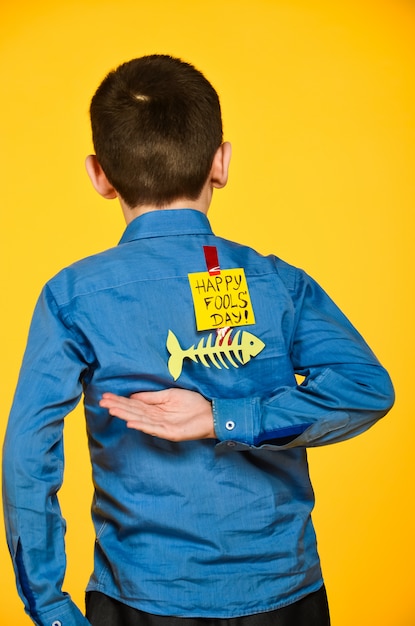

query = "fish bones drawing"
[{"left": 166, "top": 329, "right": 265, "bottom": 380}]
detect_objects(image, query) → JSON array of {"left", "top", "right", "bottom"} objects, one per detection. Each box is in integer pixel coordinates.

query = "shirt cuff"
[
  {"left": 36, "top": 599, "right": 91, "bottom": 626},
  {"left": 212, "top": 397, "right": 259, "bottom": 447}
]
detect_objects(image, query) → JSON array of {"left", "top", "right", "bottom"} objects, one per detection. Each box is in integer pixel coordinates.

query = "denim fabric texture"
[{"left": 3, "top": 209, "right": 394, "bottom": 626}]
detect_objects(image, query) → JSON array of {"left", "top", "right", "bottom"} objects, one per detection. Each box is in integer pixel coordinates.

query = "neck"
[{"left": 120, "top": 180, "right": 213, "bottom": 224}]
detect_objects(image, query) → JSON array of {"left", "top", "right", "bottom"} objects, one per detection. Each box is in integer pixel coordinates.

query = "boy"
[{"left": 3, "top": 55, "right": 394, "bottom": 626}]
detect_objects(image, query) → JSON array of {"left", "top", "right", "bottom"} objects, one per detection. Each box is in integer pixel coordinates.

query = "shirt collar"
[{"left": 119, "top": 209, "right": 214, "bottom": 245}]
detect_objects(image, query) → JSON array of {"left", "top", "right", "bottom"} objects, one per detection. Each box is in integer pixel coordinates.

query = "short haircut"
[{"left": 89, "top": 55, "right": 223, "bottom": 208}]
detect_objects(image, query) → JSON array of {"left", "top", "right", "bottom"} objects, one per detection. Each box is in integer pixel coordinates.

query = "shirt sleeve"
[
  {"left": 212, "top": 266, "right": 395, "bottom": 450},
  {"left": 2, "top": 284, "right": 92, "bottom": 626}
]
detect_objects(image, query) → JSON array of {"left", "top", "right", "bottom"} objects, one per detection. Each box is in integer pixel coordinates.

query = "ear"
[
  {"left": 85, "top": 155, "right": 118, "bottom": 199},
  {"left": 210, "top": 142, "right": 232, "bottom": 189}
]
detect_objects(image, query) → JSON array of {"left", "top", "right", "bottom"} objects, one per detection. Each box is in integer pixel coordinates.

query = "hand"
[{"left": 99, "top": 388, "right": 216, "bottom": 442}]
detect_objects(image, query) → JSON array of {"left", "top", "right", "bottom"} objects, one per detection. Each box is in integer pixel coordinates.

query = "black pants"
[{"left": 85, "top": 586, "right": 330, "bottom": 626}]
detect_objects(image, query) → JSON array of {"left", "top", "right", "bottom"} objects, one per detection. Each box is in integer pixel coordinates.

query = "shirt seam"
[{"left": 52, "top": 268, "right": 284, "bottom": 308}]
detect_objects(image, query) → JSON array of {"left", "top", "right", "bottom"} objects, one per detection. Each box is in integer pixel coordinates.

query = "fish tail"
[{"left": 166, "top": 330, "right": 185, "bottom": 380}]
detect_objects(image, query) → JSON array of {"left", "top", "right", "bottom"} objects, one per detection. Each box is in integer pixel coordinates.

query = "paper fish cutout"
[{"left": 166, "top": 329, "right": 265, "bottom": 380}]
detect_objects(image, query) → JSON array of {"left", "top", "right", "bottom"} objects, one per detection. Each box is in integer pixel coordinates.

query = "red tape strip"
[{"left": 203, "top": 245, "right": 221, "bottom": 275}]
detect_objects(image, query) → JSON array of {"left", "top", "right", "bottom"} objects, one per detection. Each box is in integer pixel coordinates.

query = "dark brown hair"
[{"left": 89, "top": 55, "right": 223, "bottom": 208}]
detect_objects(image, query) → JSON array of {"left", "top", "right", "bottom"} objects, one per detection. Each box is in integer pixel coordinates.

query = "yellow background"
[{"left": 1, "top": 1, "right": 414, "bottom": 624}]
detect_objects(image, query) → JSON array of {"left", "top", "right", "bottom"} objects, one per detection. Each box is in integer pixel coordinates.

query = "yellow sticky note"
[{"left": 188, "top": 268, "right": 256, "bottom": 331}]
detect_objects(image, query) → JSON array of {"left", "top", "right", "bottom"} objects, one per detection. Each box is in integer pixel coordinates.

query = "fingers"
[
  {"left": 99, "top": 393, "right": 141, "bottom": 422},
  {"left": 99, "top": 391, "right": 167, "bottom": 434},
  {"left": 98, "top": 388, "right": 215, "bottom": 441}
]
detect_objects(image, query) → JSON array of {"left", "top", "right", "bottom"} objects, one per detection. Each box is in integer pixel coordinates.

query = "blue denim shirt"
[{"left": 3, "top": 209, "right": 394, "bottom": 626}]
